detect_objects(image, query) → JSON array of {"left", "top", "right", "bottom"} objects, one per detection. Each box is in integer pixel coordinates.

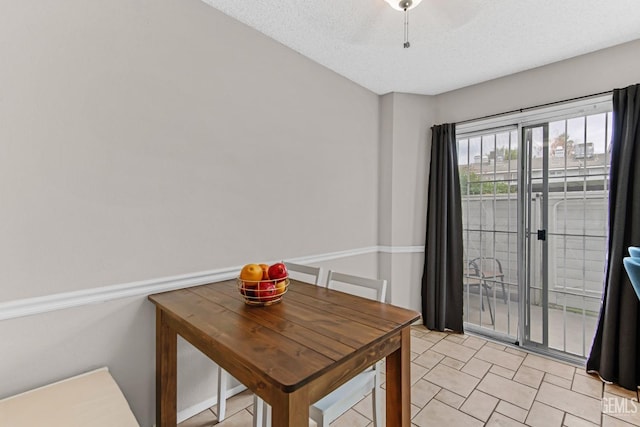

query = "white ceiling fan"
[
  {"left": 384, "top": 0, "right": 423, "bottom": 48},
  {"left": 382, "top": 0, "right": 483, "bottom": 48},
  {"left": 263, "top": 0, "right": 481, "bottom": 49}
]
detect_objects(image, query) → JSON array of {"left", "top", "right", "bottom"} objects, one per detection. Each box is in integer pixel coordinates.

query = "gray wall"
[
  {"left": 0, "top": 0, "right": 379, "bottom": 303},
  {"left": 378, "top": 93, "right": 436, "bottom": 310},
  {"left": 1, "top": 0, "right": 639, "bottom": 425},
  {"left": 435, "top": 39, "right": 640, "bottom": 123},
  {"left": 0, "top": 0, "right": 380, "bottom": 425}
]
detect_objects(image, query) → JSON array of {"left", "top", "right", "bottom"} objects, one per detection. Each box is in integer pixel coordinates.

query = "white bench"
[{"left": 0, "top": 367, "right": 139, "bottom": 427}]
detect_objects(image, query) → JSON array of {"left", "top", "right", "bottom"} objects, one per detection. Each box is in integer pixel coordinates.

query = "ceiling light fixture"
[{"left": 384, "top": 0, "right": 423, "bottom": 48}]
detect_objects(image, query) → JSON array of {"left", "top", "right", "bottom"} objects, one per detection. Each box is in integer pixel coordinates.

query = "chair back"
[
  {"left": 284, "top": 261, "right": 323, "bottom": 286},
  {"left": 326, "top": 271, "right": 387, "bottom": 302},
  {"left": 470, "top": 257, "right": 503, "bottom": 278}
]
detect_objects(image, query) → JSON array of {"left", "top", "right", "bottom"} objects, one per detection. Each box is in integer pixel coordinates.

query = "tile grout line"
[
  {"left": 464, "top": 339, "right": 534, "bottom": 424},
  {"left": 425, "top": 334, "right": 528, "bottom": 425},
  {"left": 527, "top": 364, "right": 550, "bottom": 426}
]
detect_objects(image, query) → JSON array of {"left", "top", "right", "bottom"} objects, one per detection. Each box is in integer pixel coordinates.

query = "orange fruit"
[
  {"left": 259, "top": 263, "right": 270, "bottom": 280},
  {"left": 240, "top": 264, "right": 263, "bottom": 282}
]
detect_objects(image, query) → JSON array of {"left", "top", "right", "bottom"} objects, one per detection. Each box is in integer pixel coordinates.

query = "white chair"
[
  {"left": 311, "top": 271, "right": 386, "bottom": 427},
  {"left": 284, "top": 261, "right": 323, "bottom": 285},
  {"left": 216, "top": 369, "right": 231, "bottom": 422},
  {"left": 221, "top": 262, "right": 324, "bottom": 422},
  {"left": 250, "top": 261, "right": 324, "bottom": 426},
  {"left": 254, "top": 270, "right": 387, "bottom": 427}
]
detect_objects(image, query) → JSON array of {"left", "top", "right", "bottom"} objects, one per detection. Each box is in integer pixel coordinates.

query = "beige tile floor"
[{"left": 179, "top": 325, "right": 640, "bottom": 427}]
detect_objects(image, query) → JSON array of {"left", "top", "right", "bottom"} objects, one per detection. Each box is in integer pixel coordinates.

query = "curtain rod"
[{"left": 456, "top": 90, "right": 613, "bottom": 125}]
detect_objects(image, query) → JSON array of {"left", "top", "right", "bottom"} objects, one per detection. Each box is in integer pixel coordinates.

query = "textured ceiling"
[{"left": 201, "top": 0, "right": 640, "bottom": 95}]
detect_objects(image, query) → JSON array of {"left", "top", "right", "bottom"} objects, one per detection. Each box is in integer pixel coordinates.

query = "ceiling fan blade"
[
  {"left": 298, "top": 0, "right": 393, "bottom": 45},
  {"left": 424, "top": 0, "right": 483, "bottom": 30}
]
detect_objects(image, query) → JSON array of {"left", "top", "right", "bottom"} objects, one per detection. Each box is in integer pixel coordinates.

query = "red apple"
[
  {"left": 268, "top": 262, "right": 288, "bottom": 280},
  {"left": 257, "top": 281, "right": 277, "bottom": 302}
]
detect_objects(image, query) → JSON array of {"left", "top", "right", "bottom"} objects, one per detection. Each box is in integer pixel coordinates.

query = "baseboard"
[{"left": 0, "top": 245, "right": 424, "bottom": 321}]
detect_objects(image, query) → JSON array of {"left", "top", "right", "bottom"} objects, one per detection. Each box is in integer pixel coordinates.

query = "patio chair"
[
  {"left": 470, "top": 257, "right": 507, "bottom": 304},
  {"left": 465, "top": 261, "right": 494, "bottom": 325}
]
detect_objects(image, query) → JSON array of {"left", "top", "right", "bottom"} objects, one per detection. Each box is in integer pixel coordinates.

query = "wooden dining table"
[{"left": 149, "top": 278, "right": 421, "bottom": 427}]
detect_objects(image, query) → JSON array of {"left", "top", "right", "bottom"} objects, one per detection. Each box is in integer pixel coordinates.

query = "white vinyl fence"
[{"left": 463, "top": 191, "right": 607, "bottom": 313}]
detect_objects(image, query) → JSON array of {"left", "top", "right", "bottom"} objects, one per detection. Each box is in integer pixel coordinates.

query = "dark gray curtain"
[
  {"left": 587, "top": 84, "right": 640, "bottom": 390},
  {"left": 422, "top": 123, "right": 464, "bottom": 332}
]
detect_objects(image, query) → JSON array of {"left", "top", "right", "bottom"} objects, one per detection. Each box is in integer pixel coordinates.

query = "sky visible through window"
[{"left": 457, "top": 112, "right": 613, "bottom": 165}]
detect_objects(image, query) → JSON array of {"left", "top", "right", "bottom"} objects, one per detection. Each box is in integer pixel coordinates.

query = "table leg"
[
  {"left": 271, "top": 387, "right": 308, "bottom": 427},
  {"left": 156, "top": 307, "right": 177, "bottom": 427},
  {"left": 386, "top": 327, "right": 411, "bottom": 427}
]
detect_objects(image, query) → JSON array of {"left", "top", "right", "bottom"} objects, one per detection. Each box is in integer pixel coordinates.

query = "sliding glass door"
[
  {"left": 458, "top": 99, "right": 612, "bottom": 360},
  {"left": 459, "top": 127, "right": 519, "bottom": 341},
  {"left": 522, "top": 114, "right": 611, "bottom": 360}
]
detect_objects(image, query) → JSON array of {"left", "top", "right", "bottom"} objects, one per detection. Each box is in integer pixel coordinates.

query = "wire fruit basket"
[{"left": 237, "top": 277, "right": 289, "bottom": 306}]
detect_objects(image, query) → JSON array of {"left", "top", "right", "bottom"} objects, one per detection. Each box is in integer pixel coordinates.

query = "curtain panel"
[
  {"left": 587, "top": 83, "right": 640, "bottom": 390},
  {"left": 421, "top": 123, "right": 464, "bottom": 332}
]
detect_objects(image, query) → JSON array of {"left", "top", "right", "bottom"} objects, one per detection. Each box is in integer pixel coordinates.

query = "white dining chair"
[
  {"left": 254, "top": 270, "right": 387, "bottom": 427},
  {"left": 222, "top": 262, "right": 324, "bottom": 423},
  {"left": 311, "top": 271, "right": 386, "bottom": 427},
  {"left": 216, "top": 369, "right": 231, "bottom": 422},
  {"left": 250, "top": 261, "right": 324, "bottom": 426},
  {"left": 284, "top": 261, "right": 324, "bottom": 285}
]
